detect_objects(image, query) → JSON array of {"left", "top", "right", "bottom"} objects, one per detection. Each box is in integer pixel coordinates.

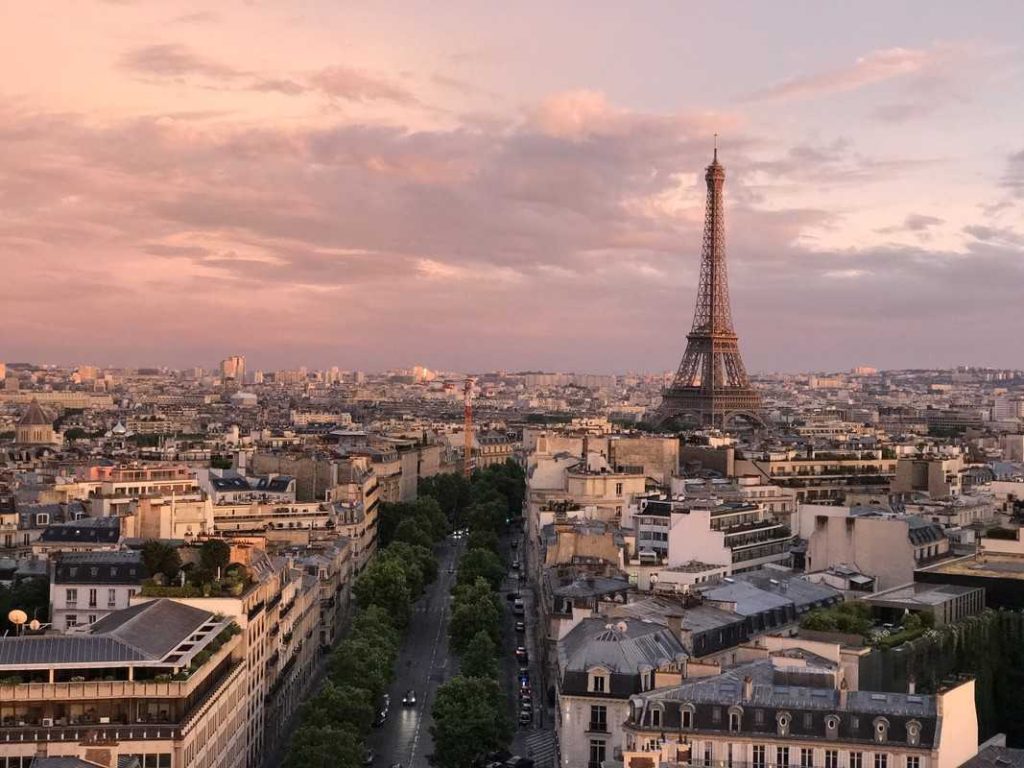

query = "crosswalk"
[{"left": 522, "top": 730, "right": 558, "bottom": 768}]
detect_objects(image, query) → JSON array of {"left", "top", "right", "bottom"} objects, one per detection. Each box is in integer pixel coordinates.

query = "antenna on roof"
[{"left": 713, "top": 133, "right": 719, "bottom": 163}]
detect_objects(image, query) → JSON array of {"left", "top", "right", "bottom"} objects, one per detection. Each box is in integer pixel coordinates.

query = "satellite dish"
[
  {"left": 8, "top": 610, "right": 27, "bottom": 627},
  {"left": 29, "top": 620, "right": 41, "bottom": 632}
]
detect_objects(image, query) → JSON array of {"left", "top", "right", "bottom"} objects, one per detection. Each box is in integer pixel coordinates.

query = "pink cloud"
[{"left": 746, "top": 43, "right": 964, "bottom": 102}]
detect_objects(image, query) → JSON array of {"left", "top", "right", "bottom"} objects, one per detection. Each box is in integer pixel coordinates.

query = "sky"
[{"left": 1, "top": 1, "right": 1023, "bottom": 374}]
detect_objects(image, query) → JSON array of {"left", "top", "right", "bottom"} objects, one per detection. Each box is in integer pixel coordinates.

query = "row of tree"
[
  {"left": 429, "top": 461, "right": 525, "bottom": 768},
  {"left": 283, "top": 496, "right": 447, "bottom": 768}
]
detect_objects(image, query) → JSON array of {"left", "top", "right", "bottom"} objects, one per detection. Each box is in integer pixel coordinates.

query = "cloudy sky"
[{"left": 2, "top": 2, "right": 1023, "bottom": 373}]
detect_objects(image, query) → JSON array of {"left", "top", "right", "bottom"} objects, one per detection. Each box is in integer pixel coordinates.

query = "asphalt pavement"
[{"left": 367, "top": 535, "right": 463, "bottom": 768}]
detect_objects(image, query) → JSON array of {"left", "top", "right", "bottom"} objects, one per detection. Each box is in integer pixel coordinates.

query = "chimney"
[
  {"left": 665, "top": 612, "right": 683, "bottom": 640},
  {"left": 907, "top": 675, "right": 916, "bottom": 695},
  {"left": 582, "top": 433, "right": 590, "bottom": 471},
  {"left": 839, "top": 678, "right": 849, "bottom": 709},
  {"left": 742, "top": 675, "right": 753, "bottom": 701}
]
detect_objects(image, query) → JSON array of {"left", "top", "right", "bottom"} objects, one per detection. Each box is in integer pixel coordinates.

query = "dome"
[{"left": 17, "top": 399, "right": 51, "bottom": 427}]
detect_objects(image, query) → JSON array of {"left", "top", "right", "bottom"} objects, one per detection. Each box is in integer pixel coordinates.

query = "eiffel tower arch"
[{"left": 654, "top": 147, "right": 765, "bottom": 430}]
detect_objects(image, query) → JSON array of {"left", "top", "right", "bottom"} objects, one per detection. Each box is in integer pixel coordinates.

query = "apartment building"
[
  {"left": 734, "top": 449, "right": 897, "bottom": 505},
  {"left": 556, "top": 616, "right": 687, "bottom": 768},
  {"left": 50, "top": 551, "right": 145, "bottom": 631},
  {"left": 0, "top": 599, "right": 247, "bottom": 768},
  {"left": 621, "top": 658, "right": 978, "bottom": 768}
]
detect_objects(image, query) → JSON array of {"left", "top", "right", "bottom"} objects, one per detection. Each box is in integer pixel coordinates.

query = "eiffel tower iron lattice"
[{"left": 654, "top": 146, "right": 765, "bottom": 429}]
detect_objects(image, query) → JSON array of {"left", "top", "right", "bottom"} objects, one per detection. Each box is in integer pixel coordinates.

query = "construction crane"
[{"left": 463, "top": 377, "right": 475, "bottom": 479}]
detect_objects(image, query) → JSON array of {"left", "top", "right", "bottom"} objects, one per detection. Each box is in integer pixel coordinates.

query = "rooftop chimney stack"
[{"left": 742, "top": 675, "right": 753, "bottom": 701}]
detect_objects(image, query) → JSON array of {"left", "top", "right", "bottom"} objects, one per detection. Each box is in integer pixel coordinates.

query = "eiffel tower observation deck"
[{"left": 654, "top": 145, "right": 765, "bottom": 429}]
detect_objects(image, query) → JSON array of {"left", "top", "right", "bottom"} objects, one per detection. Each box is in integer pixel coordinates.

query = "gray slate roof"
[{"left": 559, "top": 616, "right": 686, "bottom": 674}]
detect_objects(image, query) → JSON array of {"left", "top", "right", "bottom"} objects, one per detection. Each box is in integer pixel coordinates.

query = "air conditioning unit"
[
  {"left": 99, "top": 716, "right": 110, "bottom": 724},
  {"left": 41, "top": 718, "right": 54, "bottom": 727}
]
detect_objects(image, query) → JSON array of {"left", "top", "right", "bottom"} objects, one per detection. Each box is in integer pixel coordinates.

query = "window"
[
  {"left": 88, "top": 614, "right": 97, "bottom": 624},
  {"left": 753, "top": 746, "right": 766, "bottom": 768},
  {"left": 777, "top": 747, "right": 790, "bottom": 768},
  {"left": 590, "top": 673, "right": 606, "bottom": 693},
  {"left": 66, "top": 614, "right": 78, "bottom": 627},
  {"left": 801, "top": 749, "right": 814, "bottom": 768},
  {"left": 825, "top": 750, "right": 839, "bottom": 768},
  {"left": 727, "top": 744, "right": 734, "bottom": 768},
  {"left": 682, "top": 708, "right": 694, "bottom": 729},
  {"left": 108, "top": 588, "right": 117, "bottom": 608},
  {"left": 874, "top": 755, "right": 888, "bottom": 768},
  {"left": 650, "top": 708, "right": 662, "bottom": 728},
  {"left": 589, "top": 705, "right": 607, "bottom": 733},
  {"left": 804, "top": 713, "right": 814, "bottom": 729},
  {"left": 851, "top": 753, "right": 863, "bottom": 768},
  {"left": 88, "top": 588, "right": 98, "bottom": 608},
  {"left": 906, "top": 759, "right": 919, "bottom": 768},
  {"left": 755, "top": 709, "right": 765, "bottom": 726},
  {"left": 35, "top": 513, "right": 49, "bottom": 526},
  {"left": 712, "top": 707, "right": 721, "bottom": 724},
  {"left": 730, "top": 710, "right": 742, "bottom": 732},
  {"left": 615, "top": 483, "right": 623, "bottom": 495},
  {"left": 705, "top": 743, "right": 713, "bottom": 767},
  {"left": 777, "top": 711, "right": 791, "bottom": 735},
  {"left": 66, "top": 588, "right": 78, "bottom": 607},
  {"left": 873, "top": 718, "right": 890, "bottom": 743},
  {"left": 906, "top": 721, "right": 921, "bottom": 746},
  {"left": 589, "top": 740, "right": 606, "bottom": 768}
]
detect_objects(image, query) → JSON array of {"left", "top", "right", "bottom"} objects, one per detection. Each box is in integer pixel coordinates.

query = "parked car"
[
  {"left": 510, "top": 539, "right": 519, "bottom": 549},
  {"left": 402, "top": 689, "right": 417, "bottom": 706},
  {"left": 512, "top": 598, "right": 525, "bottom": 615},
  {"left": 515, "top": 646, "right": 528, "bottom": 660},
  {"left": 515, "top": 620, "right": 526, "bottom": 632},
  {"left": 518, "top": 710, "right": 532, "bottom": 726},
  {"left": 363, "top": 748, "right": 375, "bottom": 765},
  {"left": 511, "top": 558, "right": 521, "bottom": 570}
]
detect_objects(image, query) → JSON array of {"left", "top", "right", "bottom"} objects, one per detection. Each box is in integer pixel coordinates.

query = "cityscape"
[{"left": 2, "top": 4, "right": 1024, "bottom": 768}]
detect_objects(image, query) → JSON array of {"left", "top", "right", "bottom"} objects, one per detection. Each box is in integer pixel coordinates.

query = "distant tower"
[
  {"left": 15, "top": 399, "right": 58, "bottom": 445},
  {"left": 655, "top": 144, "right": 764, "bottom": 429},
  {"left": 463, "top": 378, "right": 474, "bottom": 478}
]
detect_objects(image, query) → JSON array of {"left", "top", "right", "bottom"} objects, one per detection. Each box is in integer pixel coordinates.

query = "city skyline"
[{"left": 3, "top": 2, "right": 1024, "bottom": 372}]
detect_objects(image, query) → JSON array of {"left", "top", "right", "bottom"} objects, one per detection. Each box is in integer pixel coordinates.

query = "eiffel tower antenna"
[{"left": 653, "top": 146, "right": 764, "bottom": 430}]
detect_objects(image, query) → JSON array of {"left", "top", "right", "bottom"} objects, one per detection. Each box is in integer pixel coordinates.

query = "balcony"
[
  {"left": 0, "top": 723, "right": 180, "bottom": 744},
  {"left": 588, "top": 721, "right": 609, "bottom": 733}
]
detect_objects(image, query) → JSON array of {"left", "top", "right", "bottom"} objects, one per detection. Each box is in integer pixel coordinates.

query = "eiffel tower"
[{"left": 654, "top": 144, "right": 764, "bottom": 429}]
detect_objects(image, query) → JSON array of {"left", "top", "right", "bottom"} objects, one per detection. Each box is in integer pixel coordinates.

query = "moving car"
[
  {"left": 512, "top": 598, "right": 525, "bottom": 615},
  {"left": 511, "top": 558, "right": 520, "bottom": 570},
  {"left": 518, "top": 710, "right": 532, "bottom": 725},
  {"left": 515, "top": 646, "right": 528, "bottom": 662},
  {"left": 402, "top": 689, "right": 417, "bottom": 706}
]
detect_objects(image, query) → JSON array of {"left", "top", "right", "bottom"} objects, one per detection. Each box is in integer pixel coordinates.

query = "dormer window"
[
  {"left": 906, "top": 720, "right": 921, "bottom": 746},
  {"left": 873, "top": 717, "right": 890, "bottom": 743},
  {"left": 35, "top": 513, "right": 49, "bottom": 526},
  {"left": 728, "top": 706, "right": 743, "bottom": 732},
  {"left": 650, "top": 705, "right": 663, "bottom": 728},
  {"left": 777, "top": 711, "right": 791, "bottom": 735},
  {"left": 826, "top": 715, "right": 840, "bottom": 739},
  {"left": 589, "top": 672, "right": 608, "bottom": 694},
  {"left": 681, "top": 705, "right": 695, "bottom": 729}
]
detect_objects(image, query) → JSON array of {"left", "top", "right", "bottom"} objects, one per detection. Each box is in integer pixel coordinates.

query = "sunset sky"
[{"left": 2, "top": 2, "right": 1023, "bottom": 373}]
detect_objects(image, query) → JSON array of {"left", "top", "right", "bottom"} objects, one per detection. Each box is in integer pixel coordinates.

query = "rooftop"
[{"left": 921, "top": 552, "right": 1024, "bottom": 581}]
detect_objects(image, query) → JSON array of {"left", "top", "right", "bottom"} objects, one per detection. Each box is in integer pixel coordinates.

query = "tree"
[
  {"left": 431, "top": 676, "right": 512, "bottom": 768},
  {"left": 353, "top": 557, "right": 413, "bottom": 628},
  {"left": 460, "top": 630, "right": 498, "bottom": 679},
  {"left": 140, "top": 540, "right": 181, "bottom": 581},
  {"left": 450, "top": 578, "right": 502, "bottom": 652},
  {"left": 381, "top": 541, "right": 437, "bottom": 590},
  {"left": 329, "top": 635, "right": 396, "bottom": 700},
  {"left": 301, "top": 680, "right": 376, "bottom": 732},
  {"left": 467, "top": 528, "right": 500, "bottom": 553},
  {"left": 199, "top": 539, "right": 232, "bottom": 574},
  {"left": 457, "top": 548, "right": 505, "bottom": 592},
  {"left": 283, "top": 724, "right": 363, "bottom": 768},
  {"left": 392, "top": 517, "right": 433, "bottom": 549},
  {"left": 350, "top": 604, "right": 400, "bottom": 652}
]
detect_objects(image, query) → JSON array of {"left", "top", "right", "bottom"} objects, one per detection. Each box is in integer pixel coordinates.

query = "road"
[{"left": 367, "top": 535, "right": 463, "bottom": 768}]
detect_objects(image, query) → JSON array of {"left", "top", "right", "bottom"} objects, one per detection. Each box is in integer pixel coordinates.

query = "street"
[{"left": 367, "top": 535, "right": 463, "bottom": 768}]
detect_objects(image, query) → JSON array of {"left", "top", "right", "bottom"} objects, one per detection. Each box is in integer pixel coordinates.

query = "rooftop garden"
[
  {"left": 800, "top": 600, "right": 935, "bottom": 648},
  {"left": 139, "top": 539, "right": 253, "bottom": 598}
]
